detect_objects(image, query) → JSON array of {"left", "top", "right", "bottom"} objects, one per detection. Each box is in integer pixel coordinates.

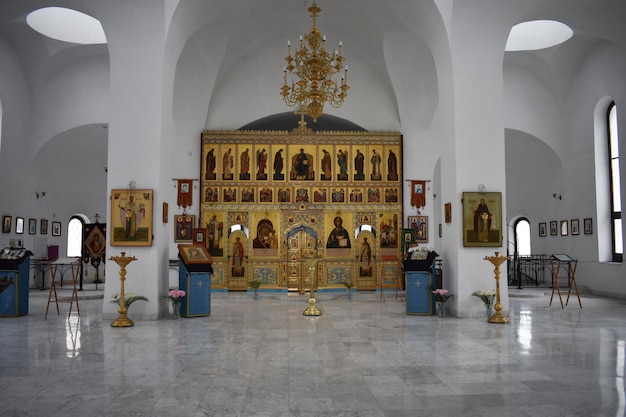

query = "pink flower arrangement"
[
  {"left": 432, "top": 288, "right": 453, "bottom": 302},
  {"left": 163, "top": 289, "right": 186, "bottom": 305}
]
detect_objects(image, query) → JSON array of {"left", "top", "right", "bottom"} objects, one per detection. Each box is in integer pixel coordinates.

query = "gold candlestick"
[
  {"left": 484, "top": 251, "right": 509, "bottom": 324},
  {"left": 110, "top": 252, "right": 137, "bottom": 327},
  {"left": 303, "top": 252, "right": 322, "bottom": 316}
]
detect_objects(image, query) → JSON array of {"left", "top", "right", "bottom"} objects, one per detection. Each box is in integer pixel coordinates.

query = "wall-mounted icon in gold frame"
[{"left": 110, "top": 188, "right": 154, "bottom": 246}]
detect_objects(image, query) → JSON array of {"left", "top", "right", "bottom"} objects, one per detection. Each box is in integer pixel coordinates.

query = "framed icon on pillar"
[
  {"left": 110, "top": 188, "right": 154, "bottom": 246},
  {"left": 462, "top": 192, "right": 502, "bottom": 247}
]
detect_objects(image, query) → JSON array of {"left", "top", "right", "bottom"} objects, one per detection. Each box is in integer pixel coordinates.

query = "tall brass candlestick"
[
  {"left": 110, "top": 252, "right": 137, "bottom": 327},
  {"left": 303, "top": 253, "right": 322, "bottom": 316},
  {"left": 484, "top": 251, "right": 509, "bottom": 324}
]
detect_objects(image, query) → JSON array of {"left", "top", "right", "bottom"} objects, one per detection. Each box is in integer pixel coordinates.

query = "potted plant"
[
  {"left": 343, "top": 280, "right": 354, "bottom": 300},
  {"left": 432, "top": 288, "right": 453, "bottom": 317},
  {"left": 472, "top": 290, "right": 496, "bottom": 319},
  {"left": 249, "top": 279, "right": 262, "bottom": 299},
  {"left": 111, "top": 293, "right": 148, "bottom": 310},
  {"left": 162, "top": 289, "right": 186, "bottom": 319}
]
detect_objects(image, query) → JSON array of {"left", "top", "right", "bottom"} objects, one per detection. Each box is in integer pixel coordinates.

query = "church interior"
[{"left": 1, "top": 0, "right": 626, "bottom": 415}]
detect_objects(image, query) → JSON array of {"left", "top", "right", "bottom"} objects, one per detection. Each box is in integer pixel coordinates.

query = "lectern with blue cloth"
[
  {"left": 0, "top": 247, "right": 32, "bottom": 317},
  {"left": 403, "top": 250, "right": 438, "bottom": 315},
  {"left": 178, "top": 244, "right": 213, "bottom": 317}
]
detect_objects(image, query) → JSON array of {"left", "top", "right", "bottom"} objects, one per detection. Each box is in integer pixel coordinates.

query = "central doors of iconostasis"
[{"left": 286, "top": 224, "right": 318, "bottom": 293}]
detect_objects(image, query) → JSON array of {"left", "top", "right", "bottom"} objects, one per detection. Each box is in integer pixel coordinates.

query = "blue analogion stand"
[
  {"left": 178, "top": 244, "right": 213, "bottom": 317},
  {"left": 403, "top": 251, "right": 438, "bottom": 315},
  {"left": 0, "top": 247, "right": 32, "bottom": 317}
]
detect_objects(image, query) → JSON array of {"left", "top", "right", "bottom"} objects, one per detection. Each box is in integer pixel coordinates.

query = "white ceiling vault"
[{"left": 0, "top": 0, "right": 624, "bottom": 151}]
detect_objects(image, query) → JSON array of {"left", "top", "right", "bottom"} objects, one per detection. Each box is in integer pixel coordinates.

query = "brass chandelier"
[{"left": 281, "top": 2, "right": 349, "bottom": 123}]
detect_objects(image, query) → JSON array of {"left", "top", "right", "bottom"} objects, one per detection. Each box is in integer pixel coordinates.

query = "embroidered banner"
[
  {"left": 410, "top": 180, "right": 426, "bottom": 209},
  {"left": 177, "top": 179, "right": 193, "bottom": 208}
]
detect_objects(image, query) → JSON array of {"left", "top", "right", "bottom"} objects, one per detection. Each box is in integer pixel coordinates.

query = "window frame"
[
  {"left": 67, "top": 216, "right": 85, "bottom": 258},
  {"left": 607, "top": 101, "right": 623, "bottom": 263}
]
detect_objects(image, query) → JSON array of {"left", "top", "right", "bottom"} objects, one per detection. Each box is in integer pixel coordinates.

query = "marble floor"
[{"left": 1, "top": 288, "right": 625, "bottom": 417}]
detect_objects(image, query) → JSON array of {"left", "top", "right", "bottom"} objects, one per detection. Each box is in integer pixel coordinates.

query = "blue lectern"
[
  {"left": 178, "top": 245, "right": 213, "bottom": 317},
  {"left": 403, "top": 251, "right": 438, "bottom": 315},
  {"left": 0, "top": 248, "right": 32, "bottom": 317}
]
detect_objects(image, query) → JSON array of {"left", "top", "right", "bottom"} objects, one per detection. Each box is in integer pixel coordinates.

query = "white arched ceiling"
[
  {"left": 29, "top": 123, "right": 108, "bottom": 215},
  {"left": 165, "top": 0, "right": 228, "bottom": 96},
  {"left": 167, "top": 0, "right": 452, "bottom": 133},
  {"left": 503, "top": 58, "right": 563, "bottom": 147},
  {"left": 505, "top": 128, "right": 564, "bottom": 216},
  {"left": 383, "top": 30, "right": 438, "bottom": 134},
  {"left": 0, "top": 4, "right": 110, "bottom": 163},
  {"left": 192, "top": 1, "right": 418, "bottom": 131},
  {"left": 172, "top": 24, "right": 227, "bottom": 139},
  {"left": 30, "top": 54, "right": 109, "bottom": 155}
]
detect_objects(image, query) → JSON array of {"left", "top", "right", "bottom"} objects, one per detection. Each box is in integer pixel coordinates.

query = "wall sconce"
[
  {"left": 35, "top": 191, "right": 46, "bottom": 199},
  {"left": 552, "top": 193, "right": 562, "bottom": 200}
]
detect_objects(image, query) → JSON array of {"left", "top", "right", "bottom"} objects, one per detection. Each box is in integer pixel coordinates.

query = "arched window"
[
  {"left": 509, "top": 217, "right": 532, "bottom": 288},
  {"left": 66, "top": 216, "right": 85, "bottom": 257},
  {"left": 514, "top": 218, "right": 531, "bottom": 256},
  {"left": 608, "top": 102, "right": 623, "bottom": 262}
]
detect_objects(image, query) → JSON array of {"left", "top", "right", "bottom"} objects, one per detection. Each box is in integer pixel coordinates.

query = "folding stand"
[
  {"left": 549, "top": 254, "right": 582, "bottom": 309},
  {"left": 45, "top": 257, "right": 81, "bottom": 319}
]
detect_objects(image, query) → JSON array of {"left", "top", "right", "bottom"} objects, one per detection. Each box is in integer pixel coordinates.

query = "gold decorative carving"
[{"left": 200, "top": 130, "right": 403, "bottom": 291}]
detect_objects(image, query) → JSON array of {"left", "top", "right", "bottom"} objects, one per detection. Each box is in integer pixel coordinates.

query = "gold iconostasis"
[{"left": 200, "top": 129, "right": 403, "bottom": 292}]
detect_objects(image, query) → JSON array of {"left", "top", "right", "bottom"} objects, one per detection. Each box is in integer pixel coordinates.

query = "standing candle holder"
[
  {"left": 110, "top": 252, "right": 138, "bottom": 327},
  {"left": 484, "top": 251, "right": 509, "bottom": 324},
  {"left": 303, "top": 252, "right": 322, "bottom": 316}
]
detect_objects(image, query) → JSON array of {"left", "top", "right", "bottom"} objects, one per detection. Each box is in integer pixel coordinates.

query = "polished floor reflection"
[{"left": 1, "top": 288, "right": 625, "bottom": 417}]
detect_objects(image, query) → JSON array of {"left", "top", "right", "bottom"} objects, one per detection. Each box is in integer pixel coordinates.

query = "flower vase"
[
  {"left": 485, "top": 303, "right": 493, "bottom": 319},
  {"left": 172, "top": 304, "right": 180, "bottom": 319},
  {"left": 253, "top": 289, "right": 258, "bottom": 300},
  {"left": 436, "top": 301, "right": 447, "bottom": 317}
]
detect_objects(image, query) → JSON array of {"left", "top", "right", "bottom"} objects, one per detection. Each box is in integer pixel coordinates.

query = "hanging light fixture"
[{"left": 281, "top": 2, "right": 349, "bottom": 123}]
